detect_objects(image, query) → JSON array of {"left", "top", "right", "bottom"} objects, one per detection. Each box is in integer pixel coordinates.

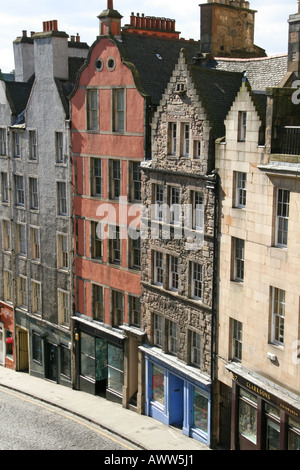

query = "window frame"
[
  {"left": 86, "top": 88, "right": 99, "bottom": 131},
  {"left": 112, "top": 88, "right": 125, "bottom": 133},
  {"left": 275, "top": 188, "right": 289, "bottom": 248},
  {"left": 233, "top": 237, "right": 245, "bottom": 282},
  {"left": 271, "top": 287, "right": 285, "bottom": 346},
  {"left": 238, "top": 111, "right": 247, "bottom": 142},
  {"left": 235, "top": 171, "right": 247, "bottom": 208}
]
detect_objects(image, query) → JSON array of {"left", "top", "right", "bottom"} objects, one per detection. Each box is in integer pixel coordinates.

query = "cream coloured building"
[{"left": 215, "top": 77, "right": 300, "bottom": 449}]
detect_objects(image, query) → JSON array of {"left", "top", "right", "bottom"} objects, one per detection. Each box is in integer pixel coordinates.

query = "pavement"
[{"left": 0, "top": 366, "right": 210, "bottom": 451}]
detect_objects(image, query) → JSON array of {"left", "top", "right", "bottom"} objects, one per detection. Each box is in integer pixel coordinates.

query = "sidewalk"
[{"left": 0, "top": 367, "right": 210, "bottom": 451}]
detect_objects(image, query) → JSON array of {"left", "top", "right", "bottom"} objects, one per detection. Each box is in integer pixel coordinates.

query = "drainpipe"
[{"left": 206, "top": 169, "right": 219, "bottom": 449}]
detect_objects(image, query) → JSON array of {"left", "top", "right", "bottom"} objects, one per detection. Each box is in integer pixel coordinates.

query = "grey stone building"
[
  {"left": 139, "top": 49, "right": 243, "bottom": 446},
  {"left": 0, "top": 22, "right": 88, "bottom": 384}
]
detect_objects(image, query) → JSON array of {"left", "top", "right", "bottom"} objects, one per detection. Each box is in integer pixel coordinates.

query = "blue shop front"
[{"left": 140, "top": 345, "right": 211, "bottom": 447}]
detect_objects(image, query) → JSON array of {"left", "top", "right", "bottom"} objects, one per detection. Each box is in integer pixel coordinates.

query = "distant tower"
[
  {"left": 98, "top": 0, "right": 123, "bottom": 37},
  {"left": 199, "top": 0, "right": 266, "bottom": 58}
]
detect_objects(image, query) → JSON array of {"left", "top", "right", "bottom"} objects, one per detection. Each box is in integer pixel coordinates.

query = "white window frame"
[
  {"left": 238, "top": 111, "right": 247, "bottom": 142},
  {"left": 275, "top": 188, "right": 289, "bottom": 248},
  {"left": 271, "top": 287, "right": 285, "bottom": 346},
  {"left": 29, "top": 130, "right": 37, "bottom": 160},
  {"left": 113, "top": 88, "right": 125, "bottom": 133},
  {"left": 153, "top": 251, "right": 163, "bottom": 286},
  {"left": 169, "top": 255, "right": 179, "bottom": 291},
  {"left": 231, "top": 319, "right": 243, "bottom": 362},
  {"left": 233, "top": 237, "right": 244, "bottom": 282},
  {"left": 235, "top": 172, "right": 247, "bottom": 208},
  {"left": 87, "top": 88, "right": 99, "bottom": 131},
  {"left": 191, "top": 262, "right": 202, "bottom": 300},
  {"left": 0, "top": 128, "right": 7, "bottom": 155},
  {"left": 57, "top": 181, "right": 67, "bottom": 216}
]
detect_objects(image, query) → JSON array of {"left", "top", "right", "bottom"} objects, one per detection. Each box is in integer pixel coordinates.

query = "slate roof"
[
  {"left": 189, "top": 63, "right": 244, "bottom": 138},
  {"left": 3, "top": 78, "right": 33, "bottom": 119},
  {"left": 113, "top": 33, "right": 202, "bottom": 105},
  {"left": 207, "top": 54, "right": 288, "bottom": 92},
  {"left": 56, "top": 57, "right": 87, "bottom": 118}
]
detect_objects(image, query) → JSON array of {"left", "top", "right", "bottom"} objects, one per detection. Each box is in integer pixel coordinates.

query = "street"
[{"left": 0, "top": 386, "right": 139, "bottom": 451}]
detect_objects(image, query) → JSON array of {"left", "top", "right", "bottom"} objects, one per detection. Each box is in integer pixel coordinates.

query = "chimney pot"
[{"left": 22, "top": 30, "right": 27, "bottom": 37}]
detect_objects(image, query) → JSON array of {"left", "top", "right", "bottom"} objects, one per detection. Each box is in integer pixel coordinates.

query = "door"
[
  {"left": 169, "top": 373, "right": 184, "bottom": 426},
  {"left": 18, "top": 329, "right": 29, "bottom": 371},
  {"left": 46, "top": 342, "right": 58, "bottom": 382}
]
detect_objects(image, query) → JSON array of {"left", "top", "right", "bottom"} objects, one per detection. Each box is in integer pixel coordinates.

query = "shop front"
[
  {"left": 227, "top": 364, "right": 300, "bottom": 450},
  {"left": 0, "top": 302, "right": 15, "bottom": 369},
  {"left": 15, "top": 309, "right": 72, "bottom": 386},
  {"left": 72, "top": 316, "right": 125, "bottom": 404},
  {"left": 141, "top": 345, "right": 211, "bottom": 447}
]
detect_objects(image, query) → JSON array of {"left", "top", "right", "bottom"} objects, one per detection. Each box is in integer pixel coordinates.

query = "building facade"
[
  {"left": 215, "top": 53, "right": 300, "bottom": 453},
  {"left": 140, "top": 50, "right": 243, "bottom": 445},
  {"left": 0, "top": 22, "right": 88, "bottom": 384},
  {"left": 69, "top": 2, "right": 201, "bottom": 410}
]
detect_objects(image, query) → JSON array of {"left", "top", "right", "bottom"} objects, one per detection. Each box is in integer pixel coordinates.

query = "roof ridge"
[{"left": 214, "top": 53, "right": 287, "bottom": 62}]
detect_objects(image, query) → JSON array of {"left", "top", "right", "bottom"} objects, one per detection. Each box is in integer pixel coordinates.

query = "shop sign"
[{"left": 231, "top": 372, "right": 300, "bottom": 419}]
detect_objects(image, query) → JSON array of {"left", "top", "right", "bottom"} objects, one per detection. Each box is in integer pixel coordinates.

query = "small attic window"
[
  {"left": 95, "top": 58, "right": 103, "bottom": 72},
  {"left": 107, "top": 58, "right": 116, "bottom": 71},
  {"left": 175, "top": 83, "right": 186, "bottom": 95}
]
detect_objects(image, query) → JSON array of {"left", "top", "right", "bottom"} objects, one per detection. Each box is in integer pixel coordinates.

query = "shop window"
[
  {"left": 152, "top": 364, "right": 164, "bottom": 406},
  {"left": 61, "top": 345, "right": 71, "bottom": 379},
  {"left": 193, "top": 389, "right": 209, "bottom": 434},
  {"left": 32, "top": 332, "right": 42, "bottom": 364},
  {"left": 107, "top": 343, "right": 123, "bottom": 396},
  {"left": 288, "top": 418, "right": 300, "bottom": 450},
  {"left": 238, "top": 389, "right": 257, "bottom": 444},
  {"left": 80, "top": 332, "right": 95, "bottom": 381},
  {"left": 5, "top": 331, "right": 13, "bottom": 360},
  {"left": 265, "top": 403, "right": 281, "bottom": 450}
]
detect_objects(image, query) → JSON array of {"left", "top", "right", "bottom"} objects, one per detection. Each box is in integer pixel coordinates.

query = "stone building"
[
  {"left": 215, "top": 6, "right": 300, "bottom": 450},
  {"left": 0, "top": 22, "right": 88, "bottom": 383},
  {"left": 140, "top": 49, "right": 243, "bottom": 446}
]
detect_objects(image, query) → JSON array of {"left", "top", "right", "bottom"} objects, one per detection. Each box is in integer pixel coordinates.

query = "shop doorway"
[
  {"left": 45, "top": 342, "right": 58, "bottom": 382},
  {"left": 17, "top": 329, "right": 29, "bottom": 372},
  {"left": 169, "top": 373, "right": 184, "bottom": 427}
]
